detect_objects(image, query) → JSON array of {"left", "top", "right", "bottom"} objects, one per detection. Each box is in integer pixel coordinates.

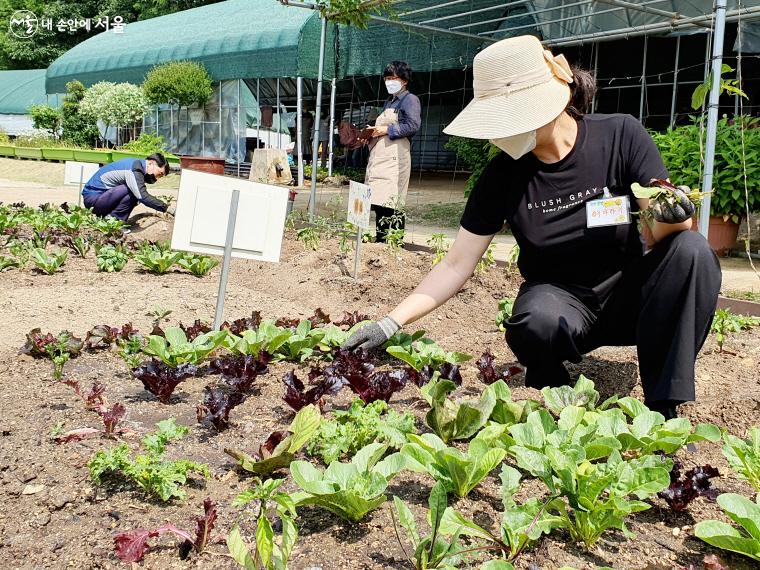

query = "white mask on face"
[
  {"left": 490, "top": 130, "right": 537, "bottom": 160},
  {"left": 385, "top": 80, "right": 403, "bottom": 95}
]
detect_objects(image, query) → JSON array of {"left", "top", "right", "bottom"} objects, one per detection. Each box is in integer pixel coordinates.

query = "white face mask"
[
  {"left": 490, "top": 130, "right": 537, "bottom": 160},
  {"left": 385, "top": 80, "right": 403, "bottom": 95}
]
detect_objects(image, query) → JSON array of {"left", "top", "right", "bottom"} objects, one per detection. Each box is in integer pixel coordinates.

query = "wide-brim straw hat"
[{"left": 443, "top": 35, "right": 574, "bottom": 139}]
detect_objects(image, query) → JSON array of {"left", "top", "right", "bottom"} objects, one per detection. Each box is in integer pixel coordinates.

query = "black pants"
[
  {"left": 372, "top": 204, "right": 405, "bottom": 243},
  {"left": 83, "top": 184, "right": 136, "bottom": 221},
  {"left": 504, "top": 231, "right": 721, "bottom": 404}
]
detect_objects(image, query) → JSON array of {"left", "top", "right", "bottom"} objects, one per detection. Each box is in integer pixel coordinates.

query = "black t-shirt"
[{"left": 460, "top": 113, "right": 669, "bottom": 292}]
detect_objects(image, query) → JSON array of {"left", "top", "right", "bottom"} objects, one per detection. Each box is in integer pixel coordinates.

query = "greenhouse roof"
[
  {"left": 45, "top": 0, "right": 337, "bottom": 93},
  {"left": 0, "top": 69, "right": 60, "bottom": 115}
]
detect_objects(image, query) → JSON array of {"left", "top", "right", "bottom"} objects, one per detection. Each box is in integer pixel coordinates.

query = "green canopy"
[
  {"left": 45, "top": 0, "right": 337, "bottom": 93},
  {"left": 0, "top": 69, "right": 60, "bottom": 115}
]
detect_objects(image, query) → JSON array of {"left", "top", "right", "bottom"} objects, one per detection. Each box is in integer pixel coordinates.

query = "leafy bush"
[
  {"left": 29, "top": 104, "right": 62, "bottom": 137},
  {"left": 444, "top": 136, "right": 501, "bottom": 197},
  {"left": 695, "top": 493, "right": 760, "bottom": 563},
  {"left": 119, "top": 132, "right": 167, "bottom": 154},
  {"left": 651, "top": 117, "right": 760, "bottom": 221},
  {"left": 61, "top": 80, "right": 99, "bottom": 147},
  {"left": 307, "top": 399, "right": 416, "bottom": 464},
  {"left": 80, "top": 82, "right": 149, "bottom": 131},
  {"left": 88, "top": 418, "right": 209, "bottom": 502},
  {"left": 722, "top": 427, "right": 760, "bottom": 493},
  {"left": 143, "top": 61, "right": 214, "bottom": 107},
  {"left": 96, "top": 244, "right": 129, "bottom": 272},
  {"left": 290, "top": 442, "right": 405, "bottom": 522},
  {"left": 402, "top": 431, "right": 507, "bottom": 498}
]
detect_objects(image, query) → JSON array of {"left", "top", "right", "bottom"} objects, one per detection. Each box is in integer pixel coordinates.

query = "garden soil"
[{"left": 0, "top": 213, "right": 759, "bottom": 570}]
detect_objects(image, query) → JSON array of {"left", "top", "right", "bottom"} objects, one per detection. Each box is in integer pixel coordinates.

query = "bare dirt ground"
[{"left": 0, "top": 208, "right": 759, "bottom": 570}]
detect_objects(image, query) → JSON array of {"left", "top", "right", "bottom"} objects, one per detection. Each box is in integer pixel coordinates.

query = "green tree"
[
  {"left": 29, "top": 103, "right": 62, "bottom": 136},
  {"left": 61, "top": 80, "right": 99, "bottom": 146},
  {"left": 143, "top": 60, "right": 213, "bottom": 107},
  {"left": 79, "top": 81, "right": 148, "bottom": 145}
]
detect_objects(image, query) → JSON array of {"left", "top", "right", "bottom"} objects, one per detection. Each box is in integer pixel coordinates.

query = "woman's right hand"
[{"left": 342, "top": 316, "right": 400, "bottom": 350}]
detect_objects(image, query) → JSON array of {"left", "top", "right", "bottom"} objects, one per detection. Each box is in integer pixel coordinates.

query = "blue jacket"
[
  {"left": 82, "top": 158, "right": 166, "bottom": 212},
  {"left": 383, "top": 90, "right": 422, "bottom": 142}
]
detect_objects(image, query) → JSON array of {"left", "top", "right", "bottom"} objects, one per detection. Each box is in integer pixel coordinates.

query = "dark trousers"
[
  {"left": 371, "top": 204, "right": 405, "bottom": 243},
  {"left": 83, "top": 184, "right": 137, "bottom": 221},
  {"left": 504, "top": 231, "right": 721, "bottom": 404}
]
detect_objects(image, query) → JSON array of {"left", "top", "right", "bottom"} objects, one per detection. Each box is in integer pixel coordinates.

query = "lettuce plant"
[
  {"left": 722, "top": 428, "right": 760, "bottom": 494},
  {"left": 476, "top": 350, "right": 521, "bottom": 385},
  {"left": 177, "top": 253, "right": 218, "bottom": 277},
  {"left": 132, "top": 360, "right": 199, "bottom": 403},
  {"left": 422, "top": 377, "right": 496, "bottom": 443},
  {"left": 228, "top": 478, "right": 298, "bottom": 570},
  {"left": 225, "top": 405, "right": 321, "bottom": 475},
  {"left": 196, "top": 386, "right": 246, "bottom": 431},
  {"left": 439, "top": 465, "right": 564, "bottom": 561},
  {"left": 0, "top": 254, "right": 20, "bottom": 271},
  {"left": 276, "top": 320, "right": 326, "bottom": 362},
  {"left": 322, "top": 349, "right": 412, "bottom": 403},
  {"left": 96, "top": 244, "right": 129, "bottom": 272},
  {"left": 401, "top": 431, "right": 506, "bottom": 498},
  {"left": 221, "top": 311, "right": 262, "bottom": 335},
  {"left": 657, "top": 459, "right": 720, "bottom": 511},
  {"left": 180, "top": 319, "right": 212, "bottom": 341},
  {"left": 386, "top": 332, "right": 471, "bottom": 373},
  {"left": 134, "top": 247, "right": 183, "bottom": 274},
  {"left": 486, "top": 380, "right": 540, "bottom": 426},
  {"left": 143, "top": 326, "right": 227, "bottom": 366},
  {"left": 282, "top": 369, "right": 345, "bottom": 412},
  {"left": 30, "top": 247, "right": 67, "bottom": 274},
  {"left": 89, "top": 418, "right": 209, "bottom": 502},
  {"left": 307, "top": 399, "right": 416, "bottom": 464},
  {"left": 541, "top": 375, "right": 604, "bottom": 415},
  {"left": 209, "top": 353, "right": 270, "bottom": 393},
  {"left": 290, "top": 442, "right": 405, "bottom": 522},
  {"left": 392, "top": 482, "right": 468, "bottom": 570},
  {"left": 226, "top": 320, "right": 293, "bottom": 358},
  {"left": 695, "top": 493, "right": 760, "bottom": 563}
]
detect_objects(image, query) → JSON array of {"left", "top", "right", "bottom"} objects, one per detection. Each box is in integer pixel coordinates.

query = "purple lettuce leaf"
[
  {"left": 132, "top": 360, "right": 199, "bottom": 404},
  {"left": 196, "top": 386, "right": 246, "bottom": 430}
]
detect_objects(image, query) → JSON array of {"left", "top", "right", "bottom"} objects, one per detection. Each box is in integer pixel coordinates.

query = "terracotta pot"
[
  {"left": 179, "top": 155, "right": 226, "bottom": 175},
  {"left": 691, "top": 215, "right": 741, "bottom": 257}
]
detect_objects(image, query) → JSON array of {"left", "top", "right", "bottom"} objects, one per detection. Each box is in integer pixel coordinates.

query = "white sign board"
[
  {"left": 348, "top": 181, "right": 372, "bottom": 229},
  {"left": 171, "top": 169, "right": 288, "bottom": 263},
  {"left": 64, "top": 161, "right": 99, "bottom": 186}
]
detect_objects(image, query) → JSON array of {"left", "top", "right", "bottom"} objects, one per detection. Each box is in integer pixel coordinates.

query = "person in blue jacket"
[{"left": 82, "top": 153, "right": 174, "bottom": 222}]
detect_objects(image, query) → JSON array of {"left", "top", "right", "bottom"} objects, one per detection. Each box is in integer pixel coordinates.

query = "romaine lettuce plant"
[
  {"left": 29, "top": 247, "right": 67, "bottom": 274},
  {"left": 486, "top": 380, "right": 541, "bottom": 426},
  {"left": 0, "top": 254, "right": 20, "bottom": 271},
  {"left": 541, "top": 375, "right": 604, "bottom": 415},
  {"left": 276, "top": 320, "right": 326, "bottom": 362},
  {"left": 307, "top": 399, "right": 416, "bottom": 464},
  {"left": 695, "top": 493, "right": 760, "bottom": 563},
  {"left": 143, "top": 326, "right": 227, "bottom": 366},
  {"left": 134, "top": 247, "right": 183, "bottom": 274},
  {"left": 177, "top": 253, "right": 218, "bottom": 277},
  {"left": 722, "top": 428, "right": 760, "bottom": 494},
  {"left": 392, "top": 482, "right": 468, "bottom": 570},
  {"left": 226, "top": 320, "right": 293, "bottom": 359},
  {"left": 422, "top": 377, "right": 496, "bottom": 443},
  {"left": 401, "top": 431, "right": 507, "bottom": 498},
  {"left": 386, "top": 332, "right": 471, "bottom": 373},
  {"left": 228, "top": 478, "right": 298, "bottom": 570},
  {"left": 225, "top": 404, "right": 321, "bottom": 475},
  {"left": 290, "top": 442, "right": 405, "bottom": 522},
  {"left": 439, "top": 465, "right": 564, "bottom": 561},
  {"left": 89, "top": 418, "right": 209, "bottom": 502}
]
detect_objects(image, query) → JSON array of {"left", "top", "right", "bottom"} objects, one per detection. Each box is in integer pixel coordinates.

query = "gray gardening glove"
[
  {"left": 342, "top": 316, "right": 400, "bottom": 350},
  {"left": 652, "top": 185, "right": 695, "bottom": 224},
  {"left": 166, "top": 203, "right": 177, "bottom": 216}
]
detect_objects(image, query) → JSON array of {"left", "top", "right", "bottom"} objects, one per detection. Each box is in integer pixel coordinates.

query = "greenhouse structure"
[{"left": 0, "top": 69, "right": 61, "bottom": 135}]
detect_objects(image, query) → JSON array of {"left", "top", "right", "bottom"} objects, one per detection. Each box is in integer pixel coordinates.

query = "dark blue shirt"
[{"left": 383, "top": 90, "right": 422, "bottom": 142}]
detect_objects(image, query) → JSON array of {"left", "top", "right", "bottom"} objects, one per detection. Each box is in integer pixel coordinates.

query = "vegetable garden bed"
[{"left": 0, "top": 210, "right": 758, "bottom": 570}]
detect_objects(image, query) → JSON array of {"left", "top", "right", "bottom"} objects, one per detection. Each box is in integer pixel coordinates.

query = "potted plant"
[{"left": 652, "top": 116, "right": 760, "bottom": 256}]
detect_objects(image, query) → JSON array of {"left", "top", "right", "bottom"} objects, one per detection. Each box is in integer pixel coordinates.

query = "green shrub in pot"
[{"left": 651, "top": 117, "right": 760, "bottom": 223}]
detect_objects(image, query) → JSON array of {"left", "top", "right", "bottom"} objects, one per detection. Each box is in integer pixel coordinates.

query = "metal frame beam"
[
  {"left": 451, "top": 0, "right": 593, "bottom": 31},
  {"left": 596, "top": 0, "right": 712, "bottom": 29}
]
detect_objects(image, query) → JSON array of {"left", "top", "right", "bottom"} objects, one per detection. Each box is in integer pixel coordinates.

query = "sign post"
[
  {"left": 171, "top": 170, "right": 289, "bottom": 330},
  {"left": 213, "top": 189, "right": 241, "bottom": 330},
  {"left": 64, "top": 161, "right": 99, "bottom": 206},
  {"left": 347, "top": 181, "right": 371, "bottom": 279}
]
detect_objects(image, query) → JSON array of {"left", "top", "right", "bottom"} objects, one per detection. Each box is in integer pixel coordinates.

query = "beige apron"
[{"left": 364, "top": 105, "right": 412, "bottom": 207}]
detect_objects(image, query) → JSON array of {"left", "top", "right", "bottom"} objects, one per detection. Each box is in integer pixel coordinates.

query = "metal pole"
[
  {"left": 77, "top": 164, "right": 84, "bottom": 207},
  {"left": 699, "top": 0, "right": 728, "bottom": 238},
  {"left": 256, "top": 79, "right": 261, "bottom": 150},
  {"left": 213, "top": 189, "right": 241, "bottom": 330},
  {"left": 639, "top": 35, "right": 648, "bottom": 123},
  {"left": 218, "top": 81, "right": 223, "bottom": 158},
  {"left": 309, "top": 15, "right": 327, "bottom": 219},
  {"left": 297, "top": 77, "right": 304, "bottom": 186},
  {"left": 328, "top": 77, "right": 337, "bottom": 176},
  {"left": 276, "top": 77, "right": 281, "bottom": 149},
  {"left": 670, "top": 36, "right": 681, "bottom": 129},
  {"left": 591, "top": 43, "right": 599, "bottom": 113},
  {"left": 353, "top": 230, "right": 362, "bottom": 279},
  {"left": 237, "top": 79, "right": 241, "bottom": 177}
]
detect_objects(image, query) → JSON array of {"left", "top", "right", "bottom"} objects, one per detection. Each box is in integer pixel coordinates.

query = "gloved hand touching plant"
[
  {"left": 342, "top": 316, "right": 400, "bottom": 350},
  {"left": 631, "top": 179, "right": 700, "bottom": 224},
  {"left": 166, "top": 204, "right": 176, "bottom": 216}
]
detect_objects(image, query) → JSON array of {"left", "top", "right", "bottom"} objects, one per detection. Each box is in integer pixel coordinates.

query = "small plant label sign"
[
  {"left": 348, "top": 181, "right": 371, "bottom": 230},
  {"left": 64, "top": 161, "right": 99, "bottom": 186}
]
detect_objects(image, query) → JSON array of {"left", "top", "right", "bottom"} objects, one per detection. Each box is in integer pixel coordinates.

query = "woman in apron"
[{"left": 364, "top": 61, "right": 422, "bottom": 242}]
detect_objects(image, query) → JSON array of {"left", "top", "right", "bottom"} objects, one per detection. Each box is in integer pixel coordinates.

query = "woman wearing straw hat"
[
  {"left": 362, "top": 61, "right": 422, "bottom": 243},
  {"left": 344, "top": 35, "right": 721, "bottom": 419}
]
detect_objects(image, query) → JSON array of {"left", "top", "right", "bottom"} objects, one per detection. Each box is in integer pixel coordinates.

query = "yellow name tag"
[{"left": 586, "top": 195, "right": 631, "bottom": 228}]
